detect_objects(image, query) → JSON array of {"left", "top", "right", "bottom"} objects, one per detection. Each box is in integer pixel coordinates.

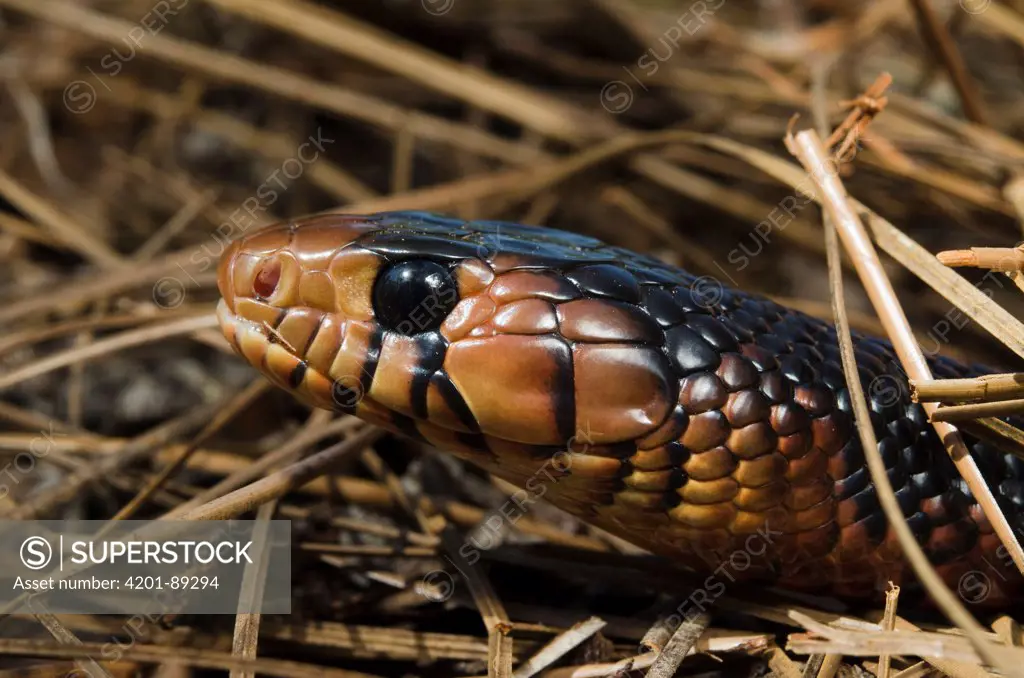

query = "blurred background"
[{"left": 2, "top": 0, "right": 1024, "bottom": 676}]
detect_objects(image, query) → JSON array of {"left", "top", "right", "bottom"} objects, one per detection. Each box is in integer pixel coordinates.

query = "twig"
[
  {"left": 0, "top": 168, "right": 123, "bottom": 268},
  {"left": 912, "top": 374, "right": 1024, "bottom": 403},
  {"left": 359, "top": 448, "right": 436, "bottom": 536},
  {"left": 825, "top": 73, "right": 892, "bottom": 161},
  {"left": 161, "top": 412, "right": 352, "bottom": 518},
  {"left": 906, "top": 0, "right": 988, "bottom": 125},
  {"left": 788, "top": 610, "right": 1020, "bottom": 667},
  {"left": 2, "top": 403, "right": 214, "bottom": 519},
  {"left": 0, "top": 0, "right": 539, "bottom": 165},
  {"left": 439, "top": 528, "right": 509, "bottom": 633},
  {"left": 0, "top": 638, "right": 384, "bottom": 678},
  {"left": 767, "top": 646, "right": 804, "bottom": 678},
  {"left": 937, "top": 247, "right": 1024, "bottom": 272},
  {"left": 489, "top": 625, "right": 514, "bottom": 678},
  {"left": 30, "top": 607, "right": 111, "bottom": 678},
  {"left": 0, "top": 313, "right": 220, "bottom": 392},
  {"left": 541, "top": 632, "right": 771, "bottom": 678},
  {"left": 699, "top": 134, "right": 1024, "bottom": 361},
  {"left": 176, "top": 426, "right": 384, "bottom": 521},
  {"left": 0, "top": 246, "right": 207, "bottom": 326},
  {"left": 297, "top": 543, "right": 436, "bottom": 558},
  {"left": 639, "top": 602, "right": 680, "bottom": 654},
  {"left": 814, "top": 654, "right": 842, "bottom": 678},
  {"left": 511, "top": 617, "right": 606, "bottom": 678},
  {"left": 931, "top": 399, "right": 1024, "bottom": 422},
  {"left": 644, "top": 612, "right": 710, "bottom": 678},
  {"left": 111, "top": 377, "right": 271, "bottom": 521},
  {"left": 957, "top": 418, "right": 1024, "bottom": 462},
  {"left": 230, "top": 501, "right": 277, "bottom": 678},
  {"left": 878, "top": 584, "right": 900, "bottom": 678}
]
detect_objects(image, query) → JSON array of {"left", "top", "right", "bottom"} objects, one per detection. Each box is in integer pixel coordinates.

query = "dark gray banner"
[{"left": 1, "top": 520, "right": 291, "bottom": 614}]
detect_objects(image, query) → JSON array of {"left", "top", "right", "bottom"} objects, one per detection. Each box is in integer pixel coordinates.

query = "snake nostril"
[{"left": 253, "top": 258, "right": 282, "bottom": 300}]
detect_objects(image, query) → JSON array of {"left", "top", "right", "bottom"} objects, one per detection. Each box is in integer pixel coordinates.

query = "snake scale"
[{"left": 215, "top": 211, "right": 1024, "bottom": 606}]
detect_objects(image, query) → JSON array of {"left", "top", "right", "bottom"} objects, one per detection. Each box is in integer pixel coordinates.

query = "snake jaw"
[
  {"left": 216, "top": 295, "right": 378, "bottom": 417},
  {"left": 215, "top": 298, "right": 240, "bottom": 352}
]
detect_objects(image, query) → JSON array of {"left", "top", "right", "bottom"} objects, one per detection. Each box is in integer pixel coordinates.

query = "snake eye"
[
  {"left": 373, "top": 260, "right": 459, "bottom": 335},
  {"left": 253, "top": 258, "right": 282, "bottom": 299}
]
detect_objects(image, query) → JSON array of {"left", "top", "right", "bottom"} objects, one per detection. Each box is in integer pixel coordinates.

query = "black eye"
[{"left": 373, "top": 260, "right": 459, "bottom": 335}]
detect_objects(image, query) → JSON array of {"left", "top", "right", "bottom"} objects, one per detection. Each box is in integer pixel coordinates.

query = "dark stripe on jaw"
[
  {"left": 432, "top": 371, "right": 481, "bottom": 433},
  {"left": 332, "top": 325, "right": 383, "bottom": 415},
  {"left": 301, "top": 313, "right": 327, "bottom": 360},
  {"left": 261, "top": 308, "right": 289, "bottom": 354},
  {"left": 410, "top": 332, "right": 448, "bottom": 420},
  {"left": 553, "top": 336, "right": 576, "bottom": 448},
  {"left": 360, "top": 326, "right": 384, "bottom": 396},
  {"left": 273, "top": 307, "right": 287, "bottom": 330},
  {"left": 289, "top": 361, "right": 308, "bottom": 389}
]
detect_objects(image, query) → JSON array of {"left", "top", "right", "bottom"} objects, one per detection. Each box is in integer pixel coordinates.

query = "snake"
[{"left": 214, "top": 210, "right": 1024, "bottom": 606}]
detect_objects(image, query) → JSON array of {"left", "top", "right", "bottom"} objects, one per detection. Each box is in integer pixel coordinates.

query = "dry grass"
[{"left": 4, "top": 0, "right": 1024, "bottom": 676}]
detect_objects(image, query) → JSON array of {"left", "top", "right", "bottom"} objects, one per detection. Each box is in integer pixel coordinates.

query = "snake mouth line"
[
  {"left": 217, "top": 298, "right": 262, "bottom": 348},
  {"left": 217, "top": 298, "right": 340, "bottom": 404},
  {"left": 217, "top": 298, "right": 293, "bottom": 381},
  {"left": 217, "top": 297, "right": 393, "bottom": 422}
]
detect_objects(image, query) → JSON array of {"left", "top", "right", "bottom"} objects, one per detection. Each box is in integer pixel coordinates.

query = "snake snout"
[
  {"left": 216, "top": 237, "right": 243, "bottom": 312},
  {"left": 215, "top": 218, "right": 388, "bottom": 417}
]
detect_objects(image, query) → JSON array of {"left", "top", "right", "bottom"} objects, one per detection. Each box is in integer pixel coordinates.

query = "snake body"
[{"left": 215, "top": 211, "right": 1024, "bottom": 605}]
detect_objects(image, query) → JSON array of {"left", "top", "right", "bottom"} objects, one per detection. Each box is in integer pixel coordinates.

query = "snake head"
[{"left": 217, "top": 211, "right": 678, "bottom": 457}]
